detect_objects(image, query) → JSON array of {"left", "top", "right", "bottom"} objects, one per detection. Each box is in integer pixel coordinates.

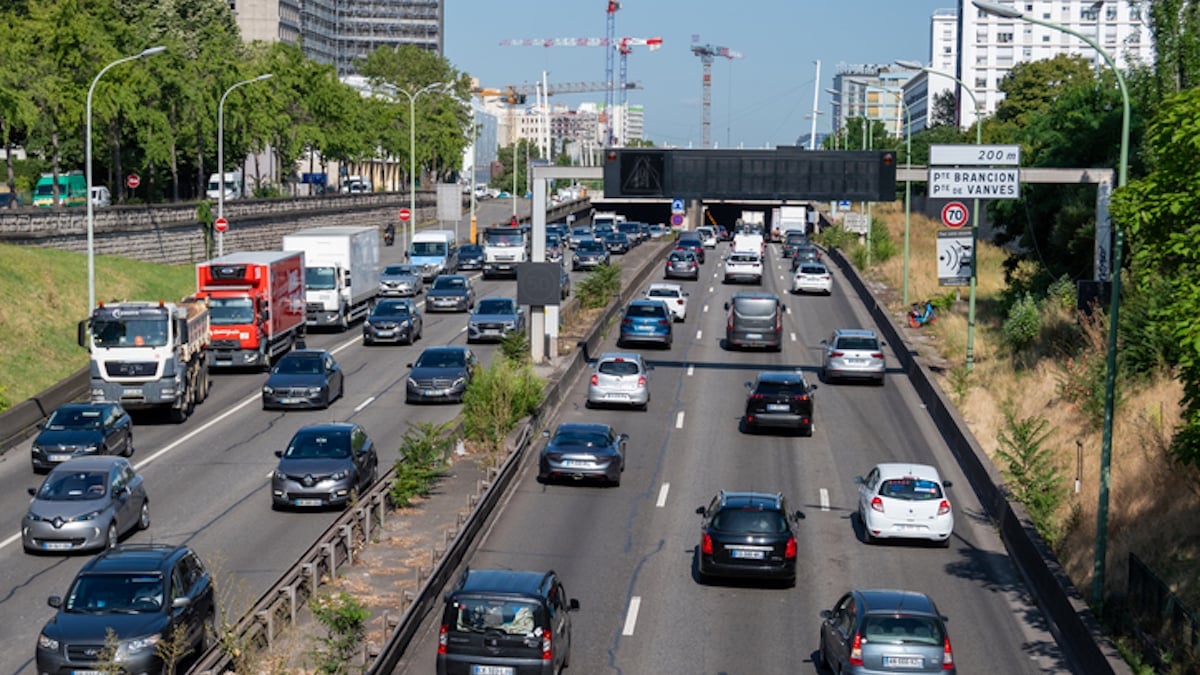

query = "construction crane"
[
  {"left": 606, "top": 1, "right": 620, "bottom": 145},
  {"left": 690, "top": 36, "right": 743, "bottom": 148},
  {"left": 499, "top": 35, "right": 662, "bottom": 146}
]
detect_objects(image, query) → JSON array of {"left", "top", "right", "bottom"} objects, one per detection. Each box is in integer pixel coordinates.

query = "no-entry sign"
[
  {"left": 126, "top": 174, "right": 140, "bottom": 189},
  {"left": 214, "top": 217, "right": 229, "bottom": 233},
  {"left": 399, "top": 208, "right": 412, "bottom": 222}
]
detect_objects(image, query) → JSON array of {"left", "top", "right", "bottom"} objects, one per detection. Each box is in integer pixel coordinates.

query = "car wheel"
[
  {"left": 105, "top": 521, "right": 119, "bottom": 550},
  {"left": 818, "top": 631, "right": 831, "bottom": 671},
  {"left": 860, "top": 510, "right": 875, "bottom": 544},
  {"left": 201, "top": 610, "right": 216, "bottom": 653},
  {"left": 123, "top": 433, "right": 134, "bottom": 457},
  {"left": 938, "top": 535, "right": 952, "bottom": 549},
  {"left": 638, "top": 401, "right": 648, "bottom": 412},
  {"left": 802, "top": 423, "right": 814, "bottom": 437},
  {"left": 138, "top": 500, "right": 151, "bottom": 530}
]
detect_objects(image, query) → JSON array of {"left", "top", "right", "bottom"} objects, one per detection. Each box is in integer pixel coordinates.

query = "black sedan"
[
  {"left": 406, "top": 346, "right": 477, "bottom": 404},
  {"left": 457, "top": 243, "right": 485, "bottom": 271},
  {"left": 363, "top": 298, "right": 423, "bottom": 345},
  {"left": 742, "top": 371, "right": 817, "bottom": 436},
  {"left": 664, "top": 249, "right": 701, "bottom": 281},
  {"left": 538, "top": 422, "right": 627, "bottom": 486},
  {"left": 30, "top": 402, "right": 133, "bottom": 473},
  {"left": 261, "top": 349, "right": 345, "bottom": 410},
  {"left": 695, "top": 490, "right": 805, "bottom": 586},
  {"left": 426, "top": 274, "right": 476, "bottom": 312},
  {"left": 603, "top": 231, "right": 632, "bottom": 254},
  {"left": 572, "top": 240, "right": 610, "bottom": 270},
  {"left": 271, "top": 422, "right": 378, "bottom": 509}
]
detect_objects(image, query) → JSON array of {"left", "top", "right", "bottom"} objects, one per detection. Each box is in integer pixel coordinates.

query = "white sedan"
[
  {"left": 644, "top": 282, "right": 688, "bottom": 322},
  {"left": 854, "top": 463, "right": 954, "bottom": 547},
  {"left": 791, "top": 262, "right": 833, "bottom": 295},
  {"left": 723, "top": 251, "right": 763, "bottom": 284}
]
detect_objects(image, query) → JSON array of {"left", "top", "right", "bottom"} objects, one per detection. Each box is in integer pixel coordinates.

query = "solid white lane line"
[
  {"left": 354, "top": 396, "right": 376, "bottom": 413},
  {"left": 656, "top": 483, "right": 670, "bottom": 508},
  {"left": 675, "top": 411, "right": 685, "bottom": 429},
  {"left": 687, "top": 364, "right": 695, "bottom": 376},
  {"left": 820, "top": 488, "right": 831, "bottom": 512},
  {"left": 622, "top": 596, "right": 642, "bottom": 636}
]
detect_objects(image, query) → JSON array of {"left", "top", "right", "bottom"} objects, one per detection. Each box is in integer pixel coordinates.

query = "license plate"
[
  {"left": 639, "top": 325, "right": 653, "bottom": 331},
  {"left": 847, "top": 359, "right": 867, "bottom": 365},
  {"left": 294, "top": 498, "right": 322, "bottom": 507},
  {"left": 470, "top": 666, "right": 514, "bottom": 675},
  {"left": 376, "top": 330, "right": 394, "bottom": 336},
  {"left": 882, "top": 655, "right": 924, "bottom": 668},
  {"left": 49, "top": 454, "right": 72, "bottom": 462},
  {"left": 562, "top": 460, "right": 591, "bottom": 468},
  {"left": 72, "top": 670, "right": 105, "bottom": 675},
  {"left": 766, "top": 404, "right": 790, "bottom": 412},
  {"left": 43, "top": 542, "right": 73, "bottom": 550},
  {"left": 123, "top": 387, "right": 143, "bottom": 397},
  {"left": 730, "top": 549, "right": 765, "bottom": 560},
  {"left": 280, "top": 397, "right": 301, "bottom": 404},
  {"left": 605, "top": 394, "right": 630, "bottom": 400},
  {"left": 746, "top": 333, "right": 763, "bottom": 339}
]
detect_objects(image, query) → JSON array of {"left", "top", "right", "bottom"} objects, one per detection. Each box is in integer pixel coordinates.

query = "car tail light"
[
  {"left": 942, "top": 634, "right": 954, "bottom": 670},
  {"left": 849, "top": 632, "right": 864, "bottom": 666},
  {"left": 677, "top": 299, "right": 684, "bottom": 305},
  {"left": 591, "top": 374, "right": 599, "bottom": 386},
  {"left": 727, "top": 314, "right": 734, "bottom": 330},
  {"left": 701, "top": 532, "right": 713, "bottom": 555},
  {"left": 871, "top": 352, "right": 884, "bottom": 359},
  {"left": 438, "top": 624, "right": 448, "bottom": 654},
  {"left": 637, "top": 375, "right": 646, "bottom": 387},
  {"left": 870, "top": 496, "right": 884, "bottom": 513},
  {"left": 784, "top": 536, "right": 797, "bottom": 559},
  {"left": 793, "top": 394, "right": 808, "bottom": 401},
  {"left": 830, "top": 351, "right": 845, "bottom": 358},
  {"left": 749, "top": 393, "right": 764, "bottom": 400},
  {"left": 659, "top": 319, "right": 670, "bottom": 327},
  {"left": 542, "top": 630, "right": 553, "bottom": 661},
  {"left": 775, "top": 312, "right": 782, "bottom": 332},
  {"left": 938, "top": 500, "right": 951, "bottom": 516},
  {"left": 622, "top": 318, "right": 633, "bottom": 326}
]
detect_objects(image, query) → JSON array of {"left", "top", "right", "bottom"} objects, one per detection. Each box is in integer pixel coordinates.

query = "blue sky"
[{"left": 443, "top": 0, "right": 954, "bottom": 148}]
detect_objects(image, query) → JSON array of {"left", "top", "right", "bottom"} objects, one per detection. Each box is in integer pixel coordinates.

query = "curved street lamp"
[
  {"left": 394, "top": 82, "right": 451, "bottom": 249},
  {"left": 86, "top": 46, "right": 166, "bottom": 312},
  {"left": 973, "top": 0, "right": 1131, "bottom": 609},
  {"left": 217, "top": 73, "right": 274, "bottom": 257}
]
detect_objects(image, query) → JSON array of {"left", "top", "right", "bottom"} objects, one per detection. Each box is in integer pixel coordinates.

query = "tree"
[
  {"left": 930, "top": 89, "right": 958, "bottom": 127},
  {"left": 1147, "top": 0, "right": 1200, "bottom": 94}
]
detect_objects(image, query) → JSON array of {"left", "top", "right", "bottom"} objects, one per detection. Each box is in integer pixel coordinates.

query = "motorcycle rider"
[{"left": 383, "top": 222, "right": 396, "bottom": 246}]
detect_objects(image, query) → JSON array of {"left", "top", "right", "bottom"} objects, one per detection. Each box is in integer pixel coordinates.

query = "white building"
[{"left": 829, "top": 64, "right": 916, "bottom": 140}]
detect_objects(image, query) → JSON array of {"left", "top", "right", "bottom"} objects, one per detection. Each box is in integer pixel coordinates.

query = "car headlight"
[
  {"left": 75, "top": 509, "right": 103, "bottom": 522},
  {"left": 330, "top": 470, "right": 350, "bottom": 481},
  {"left": 262, "top": 386, "right": 275, "bottom": 394},
  {"left": 82, "top": 444, "right": 100, "bottom": 454},
  {"left": 452, "top": 377, "right": 466, "bottom": 388},
  {"left": 503, "top": 321, "right": 515, "bottom": 330},
  {"left": 307, "top": 387, "right": 323, "bottom": 395},
  {"left": 117, "top": 634, "right": 160, "bottom": 658},
  {"left": 26, "top": 510, "right": 44, "bottom": 522},
  {"left": 37, "top": 632, "right": 59, "bottom": 651},
  {"left": 408, "top": 377, "right": 419, "bottom": 387},
  {"left": 273, "top": 470, "right": 287, "bottom": 481}
]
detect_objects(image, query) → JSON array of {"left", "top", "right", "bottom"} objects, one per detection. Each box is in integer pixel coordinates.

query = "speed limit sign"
[{"left": 941, "top": 201, "right": 969, "bottom": 228}]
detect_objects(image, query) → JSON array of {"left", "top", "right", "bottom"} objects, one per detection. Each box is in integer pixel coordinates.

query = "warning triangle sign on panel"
[{"left": 622, "top": 155, "right": 663, "bottom": 195}]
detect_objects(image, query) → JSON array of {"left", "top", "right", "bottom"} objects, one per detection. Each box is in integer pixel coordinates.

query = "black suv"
[
  {"left": 437, "top": 568, "right": 580, "bottom": 675},
  {"left": 36, "top": 543, "right": 216, "bottom": 674},
  {"left": 695, "top": 491, "right": 805, "bottom": 586},
  {"left": 742, "top": 371, "right": 817, "bottom": 436}
]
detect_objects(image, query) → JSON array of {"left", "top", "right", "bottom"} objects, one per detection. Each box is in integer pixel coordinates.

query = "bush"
[
  {"left": 499, "top": 329, "right": 530, "bottom": 364},
  {"left": 1002, "top": 292, "right": 1041, "bottom": 353},
  {"left": 309, "top": 592, "right": 369, "bottom": 674},
  {"left": 461, "top": 358, "right": 545, "bottom": 457},
  {"left": 388, "top": 421, "right": 453, "bottom": 508},
  {"left": 995, "top": 405, "right": 1065, "bottom": 546},
  {"left": 576, "top": 262, "right": 622, "bottom": 309}
]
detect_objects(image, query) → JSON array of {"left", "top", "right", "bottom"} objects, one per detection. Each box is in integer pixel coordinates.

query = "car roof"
[
  {"left": 555, "top": 422, "right": 613, "bottom": 434},
  {"left": 854, "top": 589, "right": 942, "bottom": 617},
  {"left": 455, "top": 568, "right": 554, "bottom": 597},
  {"left": 53, "top": 402, "right": 114, "bottom": 413},
  {"left": 421, "top": 345, "right": 469, "bottom": 355},
  {"left": 295, "top": 422, "right": 358, "bottom": 434},
  {"left": 628, "top": 298, "right": 667, "bottom": 308},
  {"left": 833, "top": 328, "right": 878, "bottom": 339},
  {"left": 871, "top": 463, "right": 943, "bottom": 482},
  {"left": 47, "top": 455, "right": 128, "bottom": 472},
  {"left": 596, "top": 351, "right": 645, "bottom": 364},
  {"left": 755, "top": 371, "right": 805, "bottom": 385},
  {"left": 283, "top": 349, "right": 329, "bottom": 358},
  {"left": 730, "top": 291, "right": 780, "bottom": 301},
  {"left": 647, "top": 282, "right": 683, "bottom": 293},
  {"left": 82, "top": 544, "right": 190, "bottom": 574},
  {"left": 715, "top": 490, "right": 784, "bottom": 509},
  {"left": 797, "top": 263, "right": 828, "bottom": 271}
]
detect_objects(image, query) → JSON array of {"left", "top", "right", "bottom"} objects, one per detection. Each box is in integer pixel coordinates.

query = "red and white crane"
[{"left": 690, "top": 36, "right": 743, "bottom": 148}]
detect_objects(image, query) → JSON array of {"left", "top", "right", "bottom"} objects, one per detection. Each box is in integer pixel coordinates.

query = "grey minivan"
[
  {"left": 437, "top": 568, "right": 580, "bottom": 675},
  {"left": 724, "top": 292, "right": 787, "bottom": 351}
]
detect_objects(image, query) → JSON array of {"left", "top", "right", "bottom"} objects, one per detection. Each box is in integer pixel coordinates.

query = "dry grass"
[{"left": 868, "top": 201, "right": 1200, "bottom": 610}]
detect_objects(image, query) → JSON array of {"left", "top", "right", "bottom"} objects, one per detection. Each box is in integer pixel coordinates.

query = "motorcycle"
[
  {"left": 383, "top": 226, "right": 395, "bottom": 247},
  {"left": 908, "top": 300, "right": 937, "bottom": 328}
]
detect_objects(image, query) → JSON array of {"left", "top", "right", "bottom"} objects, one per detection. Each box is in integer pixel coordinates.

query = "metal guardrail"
[
  {"left": 0, "top": 368, "right": 89, "bottom": 452},
  {"left": 1126, "top": 553, "right": 1199, "bottom": 668}
]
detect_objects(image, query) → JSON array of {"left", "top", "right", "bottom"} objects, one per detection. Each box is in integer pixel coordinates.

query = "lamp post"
[
  {"left": 395, "top": 82, "right": 450, "bottom": 248},
  {"left": 973, "top": 0, "right": 1130, "bottom": 609},
  {"left": 86, "top": 46, "right": 166, "bottom": 312},
  {"left": 217, "top": 73, "right": 273, "bottom": 257},
  {"left": 824, "top": 88, "right": 843, "bottom": 150},
  {"left": 897, "top": 59, "right": 983, "bottom": 370}
]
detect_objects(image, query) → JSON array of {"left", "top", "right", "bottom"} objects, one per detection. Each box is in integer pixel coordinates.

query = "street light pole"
[
  {"left": 973, "top": 0, "right": 1131, "bottom": 609},
  {"left": 396, "top": 82, "right": 450, "bottom": 249},
  {"left": 217, "top": 73, "right": 273, "bottom": 257},
  {"left": 86, "top": 46, "right": 166, "bottom": 313}
]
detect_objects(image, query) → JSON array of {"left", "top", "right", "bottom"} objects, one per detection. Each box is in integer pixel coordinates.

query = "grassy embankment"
[{"left": 0, "top": 243, "right": 194, "bottom": 409}]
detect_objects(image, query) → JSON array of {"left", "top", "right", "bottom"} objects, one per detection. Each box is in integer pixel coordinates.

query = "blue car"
[{"left": 617, "top": 299, "right": 673, "bottom": 349}]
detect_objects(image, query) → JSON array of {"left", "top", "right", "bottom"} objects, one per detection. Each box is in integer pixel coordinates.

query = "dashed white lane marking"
[
  {"left": 354, "top": 396, "right": 376, "bottom": 413},
  {"left": 820, "top": 488, "right": 831, "bottom": 511},
  {"left": 790, "top": 332, "right": 797, "bottom": 342},
  {"left": 702, "top": 304, "right": 709, "bottom": 313},
  {"left": 696, "top": 330, "right": 703, "bottom": 340},
  {"left": 623, "top": 596, "right": 642, "bottom": 636},
  {"left": 687, "top": 364, "right": 695, "bottom": 376},
  {"left": 675, "top": 411, "right": 685, "bottom": 429},
  {"left": 656, "top": 483, "right": 670, "bottom": 508}
]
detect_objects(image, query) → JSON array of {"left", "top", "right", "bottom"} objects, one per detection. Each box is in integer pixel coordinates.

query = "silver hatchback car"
[
  {"left": 819, "top": 588, "right": 957, "bottom": 673},
  {"left": 586, "top": 352, "right": 651, "bottom": 410},
  {"left": 23, "top": 456, "right": 150, "bottom": 553},
  {"left": 822, "top": 329, "right": 886, "bottom": 385}
]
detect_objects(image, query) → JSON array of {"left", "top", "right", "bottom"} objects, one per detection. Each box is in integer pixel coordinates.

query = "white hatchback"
[
  {"left": 644, "top": 283, "right": 688, "bottom": 322},
  {"left": 723, "top": 251, "right": 764, "bottom": 284},
  {"left": 791, "top": 262, "right": 833, "bottom": 295},
  {"left": 854, "top": 463, "right": 953, "bottom": 547}
]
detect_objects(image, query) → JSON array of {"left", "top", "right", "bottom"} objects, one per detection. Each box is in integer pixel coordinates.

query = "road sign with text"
[
  {"left": 929, "top": 168, "right": 1020, "bottom": 199},
  {"left": 930, "top": 144, "right": 1021, "bottom": 166}
]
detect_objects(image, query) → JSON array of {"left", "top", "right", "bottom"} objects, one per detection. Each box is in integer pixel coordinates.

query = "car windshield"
[
  {"left": 207, "top": 296, "right": 256, "bottom": 325},
  {"left": 647, "top": 289, "right": 679, "bottom": 299},
  {"left": 91, "top": 318, "right": 169, "bottom": 348},
  {"left": 416, "top": 350, "right": 466, "bottom": 368},
  {"left": 433, "top": 277, "right": 466, "bottom": 290},
  {"left": 626, "top": 304, "right": 666, "bottom": 318},
  {"left": 572, "top": 227, "right": 592, "bottom": 237},
  {"left": 598, "top": 360, "right": 640, "bottom": 376},
  {"left": 711, "top": 508, "right": 788, "bottom": 533},
  {"left": 553, "top": 429, "right": 610, "bottom": 447},
  {"left": 862, "top": 615, "right": 945, "bottom": 645},
  {"left": 372, "top": 303, "right": 411, "bottom": 318},
  {"left": 476, "top": 299, "right": 515, "bottom": 315},
  {"left": 799, "top": 265, "right": 827, "bottom": 275},
  {"left": 451, "top": 597, "right": 542, "bottom": 635},
  {"left": 755, "top": 380, "right": 805, "bottom": 396},
  {"left": 46, "top": 408, "right": 104, "bottom": 431},
  {"left": 274, "top": 356, "right": 324, "bottom": 374},
  {"left": 285, "top": 430, "right": 351, "bottom": 459},
  {"left": 460, "top": 244, "right": 483, "bottom": 255},
  {"left": 879, "top": 478, "right": 944, "bottom": 501},
  {"left": 383, "top": 265, "right": 413, "bottom": 276},
  {"left": 485, "top": 231, "right": 524, "bottom": 246},
  {"left": 305, "top": 266, "right": 337, "bottom": 291},
  {"left": 836, "top": 337, "right": 879, "bottom": 350},
  {"left": 786, "top": 233, "right": 807, "bottom": 244},
  {"left": 730, "top": 254, "right": 759, "bottom": 263},
  {"left": 65, "top": 573, "right": 166, "bottom": 613},
  {"left": 36, "top": 470, "right": 108, "bottom": 501},
  {"left": 669, "top": 252, "right": 693, "bottom": 262},
  {"left": 732, "top": 299, "right": 778, "bottom": 317},
  {"left": 577, "top": 241, "right": 604, "bottom": 253}
]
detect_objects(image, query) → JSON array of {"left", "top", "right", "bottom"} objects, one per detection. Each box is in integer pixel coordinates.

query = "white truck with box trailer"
[
  {"left": 775, "top": 205, "right": 809, "bottom": 242},
  {"left": 283, "top": 226, "right": 381, "bottom": 330},
  {"left": 78, "top": 299, "right": 211, "bottom": 423}
]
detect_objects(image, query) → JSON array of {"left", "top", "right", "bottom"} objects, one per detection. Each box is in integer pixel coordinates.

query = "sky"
[{"left": 443, "top": 0, "right": 954, "bottom": 148}]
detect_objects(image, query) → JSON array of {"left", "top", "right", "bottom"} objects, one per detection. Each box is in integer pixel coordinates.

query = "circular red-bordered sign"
[
  {"left": 399, "top": 208, "right": 412, "bottom": 222},
  {"left": 941, "top": 201, "right": 969, "bottom": 228},
  {"left": 126, "top": 174, "right": 141, "bottom": 189},
  {"left": 214, "top": 217, "right": 229, "bottom": 233}
]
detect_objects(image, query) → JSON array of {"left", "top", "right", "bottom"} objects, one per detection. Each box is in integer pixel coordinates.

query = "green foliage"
[
  {"left": 1056, "top": 349, "right": 1112, "bottom": 430},
  {"left": 499, "top": 329, "right": 530, "bottom": 364},
  {"left": 387, "top": 420, "right": 453, "bottom": 508},
  {"left": 1002, "top": 292, "right": 1041, "bottom": 353},
  {"left": 995, "top": 405, "right": 1065, "bottom": 545},
  {"left": 868, "top": 220, "right": 898, "bottom": 263},
  {"left": 309, "top": 591, "right": 369, "bottom": 675},
  {"left": 576, "top": 263, "right": 621, "bottom": 309},
  {"left": 461, "top": 358, "right": 545, "bottom": 456},
  {"left": 1045, "top": 274, "right": 1077, "bottom": 313}
]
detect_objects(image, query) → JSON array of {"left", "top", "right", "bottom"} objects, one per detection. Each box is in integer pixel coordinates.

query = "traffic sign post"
[
  {"left": 669, "top": 213, "right": 684, "bottom": 228},
  {"left": 214, "top": 217, "right": 229, "bottom": 233},
  {"left": 941, "top": 201, "right": 969, "bottom": 228},
  {"left": 126, "top": 173, "right": 140, "bottom": 190}
]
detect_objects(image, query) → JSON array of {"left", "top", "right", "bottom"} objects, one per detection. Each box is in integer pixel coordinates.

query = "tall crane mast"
[
  {"left": 498, "top": 34, "right": 662, "bottom": 146},
  {"left": 606, "top": 1, "right": 620, "bottom": 145},
  {"left": 690, "top": 36, "right": 743, "bottom": 148}
]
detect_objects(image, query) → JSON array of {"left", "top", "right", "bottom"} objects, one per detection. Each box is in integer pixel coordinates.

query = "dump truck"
[
  {"left": 195, "top": 251, "right": 306, "bottom": 371},
  {"left": 78, "top": 299, "right": 211, "bottom": 423}
]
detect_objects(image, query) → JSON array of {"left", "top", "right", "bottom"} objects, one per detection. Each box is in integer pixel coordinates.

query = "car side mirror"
[
  {"left": 542, "top": 429, "right": 550, "bottom": 438},
  {"left": 28, "top": 487, "right": 37, "bottom": 496},
  {"left": 36, "top": 422, "right": 45, "bottom": 430},
  {"left": 274, "top": 450, "right": 283, "bottom": 458},
  {"left": 809, "top": 383, "right": 818, "bottom": 392},
  {"left": 172, "top": 596, "right": 191, "bottom": 609},
  {"left": 723, "top": 302, "right": 730, "bottom": 310},
  {"left": 695, "top": 506, "right": 706, "bottom": 515},
  {"left": 795, "top": 510, "right": 806, "bottom": 520},
  {"left": 48, "top": 595, "right": 62, "bottom": 608},
  {"left": 852, "top": 476, "right": 864, "bottom": 484},
  {"left": 943, "top": 480, "right": 953, "bottom": 489},
  {"left": 782, "top": 305, "right": 789, "bottom": 313},
  {"left": 819, "top": 609, "right": 832, "bottom": 619},
  {"left": 406, "top": 363, "right": 414, "bottom": 368},
  {"left": 569, "top": 598, "right": 581, "bottom": 611},
  {"left": 619, "top": 433, "right": 629, "bottom": 442}
]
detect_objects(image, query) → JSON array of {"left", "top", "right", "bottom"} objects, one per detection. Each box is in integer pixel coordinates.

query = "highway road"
[
  {"left": 0, "top": 199, "right": 634, "bottom": 674},
  {"left": 394, "top": 242, "right": 1075, "bottom": 674}
]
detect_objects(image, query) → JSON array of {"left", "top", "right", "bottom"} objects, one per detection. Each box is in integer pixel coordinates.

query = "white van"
[
  {"left": 89, "top": 186, "right": 111, "bottom": 207},
  {"left": 206, "top": 172, "right": 243, "bottom": 200},
  {"left": 408, "top": 229, "right": 458, "bottom": 280}
]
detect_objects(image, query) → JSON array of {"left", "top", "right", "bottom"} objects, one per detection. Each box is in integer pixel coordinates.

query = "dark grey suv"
[{"left": 36, "top": 543, "right": 215, "bottom": 674}]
